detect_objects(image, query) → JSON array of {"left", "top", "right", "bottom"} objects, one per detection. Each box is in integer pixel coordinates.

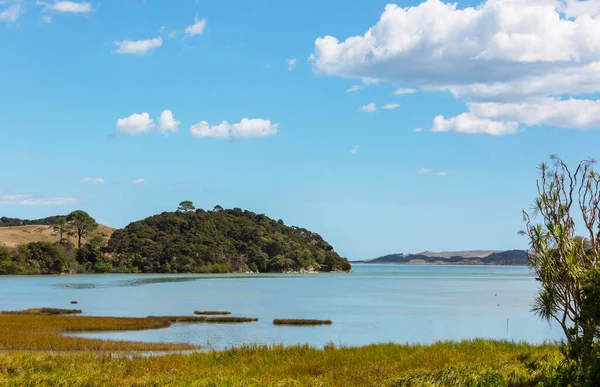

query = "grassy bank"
[{"left": 0, "top": 340, "right": 560, "bottom": 386}]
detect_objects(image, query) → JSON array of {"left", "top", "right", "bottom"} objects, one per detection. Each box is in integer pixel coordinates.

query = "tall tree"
[
  {"left": 53, "top": 217, "right": 72, "bottom": 243},
  {"left": 522, "top": 155, "right": 600, "bottom": 380},
  {"left": 67, "top": 210, "right": 98, "bottom": 248},
  {"left": 177, "top": 201, "right": 195, "bottom": 213}
]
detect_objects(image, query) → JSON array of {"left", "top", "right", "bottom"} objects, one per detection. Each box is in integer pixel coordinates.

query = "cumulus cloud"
[
  {"left": 360, "top": 103, "right": 377, "bottom": 112},
  {"left": 0, "top": 192, "right": 78, "bottom": 206},
  {"left": 419, "top": 167, "right": 449, "bottom": 176},
  {"left": 310, "top": 0, "right": 600, "bottom": 134},
  {"left": 432, "top": 113, "right": 519, "bottom": 135},
  {"left": 113, "top": 37, "right": 162, "bottom": 55},
  {"left": 346, "top": 85, "right": 361, "bottom": 92},
  {"left": 0, "top": 3, "right": 20, "bottom": 22},
  {"left": 80, "top": 177, "right": 104, "bottom": 185},
  {"left": 114, "top": 110, "right": 178, "bottom": 135},
  {"left": 382, "top": 103, "right": 400, "bottom": 110},
  {"left": 287, "top": 58, "right": 297, "bottom": 71},
  {"left": 190, "top": 118, "right": 279, "bottom": 140},
  {"left": 185, "top": 16, "right": 206, "bottom": 36},
  {"left": 45, "top": 1, "right": 93, "bottom": 13},
  {"left": 157, "top": 110, "right": 180, "bottom": 134},
  {"left": 350, "top": 145, "right": 360, "bottom": 154}
]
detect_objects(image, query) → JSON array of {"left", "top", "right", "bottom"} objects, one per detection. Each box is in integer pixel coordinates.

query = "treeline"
[
  {"left": 0, "top": 203, "right": 351, "bottom": 274},
  {"left": 108, "top": 203, "right": 351, "bottom": 273},
  {"left": 361, "top": 250, "right": 527, "bottom": 265},
  {"left": 0, "top": 216, "right": 66, "bottom": 227}
]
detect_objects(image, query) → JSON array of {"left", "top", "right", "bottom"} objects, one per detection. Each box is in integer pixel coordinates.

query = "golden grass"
[
  {"left": 194, "top": 311, "right": 232, "bottom": 315},
  {"left": 273, "top": 319, "right": 332, "bottom": 325},
  {"left": 0, "top": 340, "right": 560, "bottom": 386},
  {"left": 0, "top": 224, "right": 114, "bottom": 247},
  {"left": 0, "top": 314, "right": 196, "bottom": 351},
  {"left": 1, "top": 308, "right": 82, "bottom": 315}
]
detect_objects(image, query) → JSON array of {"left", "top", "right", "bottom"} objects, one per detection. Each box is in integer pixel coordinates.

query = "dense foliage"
[
  {"left": 360, "top": 250, "right": 527, "bottom": 265},
  {"left": 0, "top": 215, "right": 66, "bottom": 227},
  {"left": 107, "top": 206, "right": 351, "bottom": 273}
]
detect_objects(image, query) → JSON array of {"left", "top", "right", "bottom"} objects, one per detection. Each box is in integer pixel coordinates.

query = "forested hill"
[
  {"left": 354, "top": 250, "right": 528, "bottom": 265},
  {"left": 107, "top": 207, "right": 352, "bottom": 273},
  {"left": 0, "top": 216, "right": 66, "bottom": 227}
]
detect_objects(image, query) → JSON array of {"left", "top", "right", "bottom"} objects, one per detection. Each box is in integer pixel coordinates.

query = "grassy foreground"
[{"left": 0, "top": 340, "right": 560, "bottom": 386}]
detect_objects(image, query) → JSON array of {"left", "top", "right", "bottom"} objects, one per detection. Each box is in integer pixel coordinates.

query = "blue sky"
[{"left": 2, "top": 0, "right": 600, "bottom": 259}]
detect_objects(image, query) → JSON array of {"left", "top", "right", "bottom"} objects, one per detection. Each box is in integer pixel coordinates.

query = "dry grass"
[
  {"left": 0, "top": 340, "right": 560, "bottom": 386},
  {"left": 194, "top": 311, "right": 232, "bottom": 315},
  {"left": 1, "top": 308, "right": 82, "bottom": 315},
  {"left": 273, "top": 319, "right": 332, "bottom": 325},
  {"left": 0, "top": 313, "right": 196, "bottom": 351},
  {"left": 150, "top": 316, "right": 258, "bottom": 323},
  {"left": 0, "top": 224, "right": 114, "bottom": 247}
]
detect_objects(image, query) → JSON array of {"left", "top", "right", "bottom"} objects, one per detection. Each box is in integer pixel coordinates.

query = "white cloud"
[
  {"left": 264, "top": 63, "right": 272, "bottom": 69},
  {"left": 113, "top": 37, "right": 162, "bottom": 55},
  {"left": 0, "top": 192, "right": 78, "bottom": 206},
  {"left": 419, "top": 167, "right": 449, "bottom": 176},
  {"left": 115, "top": 112, "right": 155, "bottom": 135},
  {"left": 131, "top": 178, "right": 146, "bottom": 184},
  {"left": 167, "top": 31, "right": 177, "bottom": 39},
  {"left": 80, "top": 177, "right": 104, "bottom": 185},
  {"left": 46, "top": 1, "right": 93, "bottom": 13},
  {"left": 190, "top": 118, "right": 279, "bottom": 140},
  {"left": 0, "top": 3, "right": 20, "bottom": 22},
  {"left": 432, "top": 113, "right": 519, "bottom": 135},
  {"left": 394, "top": 88, "right": 416, "bottom": 95},
  {"left": 360, "top": 103, "right": 377, "bottom": 112},
  {"left": 346, "top": 85, "right": 361, "bottom": 92},
  {"left": 43, "top": 15, "right": 51, "bottom": 23},
  {"left": 414, "top": 127, "right": 423, "bottom": 133},
  {"left": 382, "top": 103, "right": 400, "bottom": 110},
  {"left": 287, "top": 58, "right": 297, "bottom": 71},
  {"left": 310, "top": 0, "right": 600, "bottom": 134},
  {"left": 157, "top": 110, "right": 180, "bottom": 134},
  {"left": 350, "top": 145, "right": 360, "bottom": 154},
  {"left": 185, "top": 16, "right": 206, "bottom": 36}
]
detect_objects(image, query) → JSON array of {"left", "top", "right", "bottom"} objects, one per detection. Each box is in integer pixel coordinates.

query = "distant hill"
[
  {"left": 107, "top": 207, "right": 352, "bottom": 273},
  {"left": 0, "top": 224, "right": 115, "bottom": 248},
  {"left": 0, "top": 215, "right": 67, "bottom": 227},
  {"left": 354, "top": 250, "right": 528, "bottom": 266}
]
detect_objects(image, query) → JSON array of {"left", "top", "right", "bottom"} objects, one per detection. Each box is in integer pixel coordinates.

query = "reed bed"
[
  {"left": 0, "top": 340, "right": 560, "bottom": 386},
  {"left": 193, "top": 311, "right": 232, "bottom": 315},
  {"left": 273, "top": 319, "right": 332, "bottom": 325},
  {"left": 0, "top": 314, "right": 196, "bottom": 351}
]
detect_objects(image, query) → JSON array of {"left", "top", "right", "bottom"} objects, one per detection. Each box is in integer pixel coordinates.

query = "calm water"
[{"left": 0, "top": 265, "right": 562, "bottom": 350}]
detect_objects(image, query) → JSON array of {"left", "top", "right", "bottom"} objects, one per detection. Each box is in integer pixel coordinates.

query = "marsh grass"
[
  {"left": 0, "top": 314, "right": 196, "bottom": 351},
  {"left": 194, "top": 311, "right": 232, "bottom": 315},
  {"left": 1, "top": 308, "right": 82, "bottom": 315},
  {"left": 151, "top": 316, "right": 258, "bottom": 323},
  {"left": 0, "top": 340, "right": 560, "bottom": 386},
  {"left": 273, "top": 319, "right": 332, "bottom": 325}
]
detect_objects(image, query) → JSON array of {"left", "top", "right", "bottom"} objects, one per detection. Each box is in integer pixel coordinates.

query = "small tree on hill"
[
  {"left": 521, "top": 155, "right": 600, "bottom": 382},
  {"left": 177, "top": 201, "right": 195, "bottom": 213},
  {"left": 67, "top": 210, "right": 98, "bottom": 248}
]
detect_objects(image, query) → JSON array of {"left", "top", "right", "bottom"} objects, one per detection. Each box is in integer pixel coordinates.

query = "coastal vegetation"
[
  {"left": 0, "top": 340, "right": 561, "bottom": 386},
  {"left": 273, "top": 319, "right": 333, "bottom": 325},
  {"left": 194, "top": 311, "right": 232, "bottom": 315},
  {"left": 0, "top": 203, "right": 351, "bottom": 274}
]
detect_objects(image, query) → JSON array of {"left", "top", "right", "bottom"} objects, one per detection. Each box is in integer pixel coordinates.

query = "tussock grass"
[
  {"left": 0, "top": 340, "right": 560, "bottom": 386},
  {"left": 0, "top": 314, "right": 196, "bottom": 351},
  {"left": 194, "top": 311, "right": 232, "bottom": 315},
  {"left": 273, "top": 319, "right": 332, "bottom": 325},
  {"left": 1, "top": 308, "right": 82, "bottom": 315}
]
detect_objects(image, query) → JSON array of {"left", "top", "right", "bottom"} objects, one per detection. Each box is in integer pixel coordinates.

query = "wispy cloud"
[
  {"left": 350, "top": 145, "right": 360, "bottom": 154},
  {"left": 382, "top": 103, "right": 400, "bottom": 110},
  {"left": 346, "top": 85, "right": 361, "bottom": 93},
  {"left": 0, "top": 2, "right": 21, "bottom": 22},
  {"left": 419, "top": 167, "right": 449, "bottom": 176},
  {"left": 360, "top": 103, "right": 377, "bottom": 112},
  {"left": 131, "top": 178, "right": 146, "bottom": 184},
  {"left": 0, "top": 192, "right": 78, "bottom": 206},
  {"left": 40, "top": 1, "right": 94, "bottom": 13},
  {"left": 394, "top": 88, "right": 416, "bottom": 95},
  {"left": 113, "top": 37, "right": 162, "bottom": 55},
  {"left": 287, "top": 58, "right": 296, "bottom": 71},
  {"left": 185, "top": 16, "right": 206, "bottom": 36},
  {"left": 414, "top": 127, "right": 422, "bottom": 133},
  {"left": 80, "top": 177, "right": 104, "bottom": 185}
]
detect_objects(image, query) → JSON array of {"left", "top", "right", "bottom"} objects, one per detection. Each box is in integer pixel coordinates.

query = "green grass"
[
  {"left": 273, "top": 319, "right": 332, "bottom": 325},
  {"left": 0, "top": 340, "right": 560, "bottom": 386}
]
